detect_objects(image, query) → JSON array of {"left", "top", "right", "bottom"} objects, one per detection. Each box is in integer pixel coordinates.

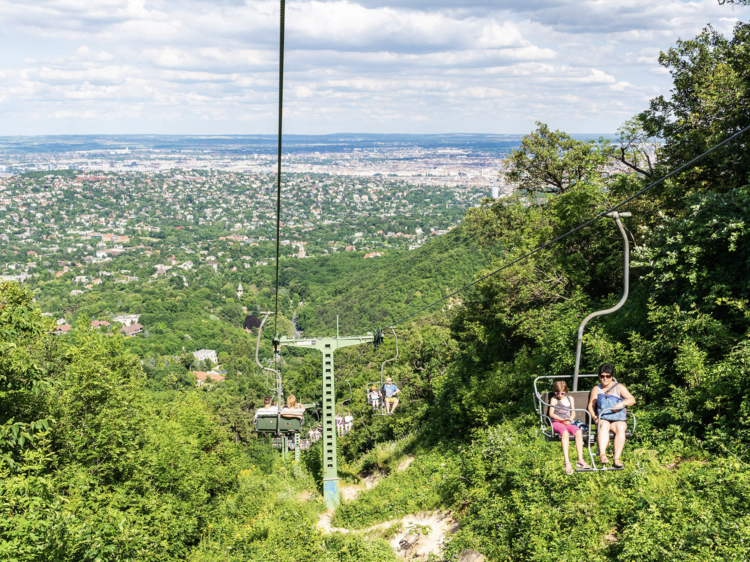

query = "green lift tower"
[{"left": 279, "top": 332, "right": 374, "bottom": 508}]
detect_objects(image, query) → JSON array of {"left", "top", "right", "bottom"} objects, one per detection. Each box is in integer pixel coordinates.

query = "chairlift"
[
  {"left": 253, "top": 313, "right": 301, "bottom": 436},
  {"left": 532, "top": 212, "right": 637, "bottom": 472},
  {"left": 366, "top": 326, "right": 398, "bottom": 416}
]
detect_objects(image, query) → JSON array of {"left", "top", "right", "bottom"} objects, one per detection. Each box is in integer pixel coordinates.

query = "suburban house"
[
  {"left": 120, "top": 323, "right": 144, "bottom": 337},
  {"left": 192, "top": 371, "right": 227, "bottom": 387},
  {"left": 113, "top": 314, "right": 141, "bottom": 326},
  {"left": 193, "top": 349, "right": 218, "bottom": 364},
  {"left": 91, "top": 320, "right": 111, "bottom": 329},
  {"left": 53, "top": 324, "right": 72, "bottom": 335}
]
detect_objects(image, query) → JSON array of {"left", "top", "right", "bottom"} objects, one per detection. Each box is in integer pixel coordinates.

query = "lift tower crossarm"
[{"left": 278, "top": 333, "right": 374, "bottom": 508}]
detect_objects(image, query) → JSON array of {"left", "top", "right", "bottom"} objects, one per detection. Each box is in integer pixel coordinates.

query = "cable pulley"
[{"left": 373, "top": 328, "right": 385, "bottom": 347}]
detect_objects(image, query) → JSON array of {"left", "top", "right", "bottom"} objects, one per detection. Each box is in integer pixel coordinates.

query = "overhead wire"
[
  {"left": 273, "top": 0, "right": 286, "bottom": 335},
  {"left": 391, "top": 123, "right": 750, "bottom": 327}
]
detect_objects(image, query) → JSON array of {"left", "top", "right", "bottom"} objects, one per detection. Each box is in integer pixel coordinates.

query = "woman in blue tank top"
[{"left": 586, "top": 363, "right": 636, "bottom": 468}]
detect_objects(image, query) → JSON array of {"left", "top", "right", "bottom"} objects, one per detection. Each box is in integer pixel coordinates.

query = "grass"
[{"left": 332, "top": 448, "right": 457, "bottom": 530}]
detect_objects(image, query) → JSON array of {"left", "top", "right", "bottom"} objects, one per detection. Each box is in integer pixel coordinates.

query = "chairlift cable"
[
  {"left": 391, "top": 123, "right": 750, "bottom": 327},
  {"left": 380, "top": 327, "right": 399, "bottom": 385},
  {"left": 273, "top": 0, "right": 286, "bottom": 336}
]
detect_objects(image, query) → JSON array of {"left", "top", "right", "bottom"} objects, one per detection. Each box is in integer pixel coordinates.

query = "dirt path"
[
  {"left": 340, "top": 484, "right": 361, "bottom": 502},
  {"left": 389, "top": 511, "right": 459, "bottom": 560},
  {"left": 397, "top": 455, "right": 416, "bottom": 471},
  {"left": 315, "top": 453, "right": 456, "bottom": 559},
  {"left": 316, "top": 509, "right": 458, "bottom": 560}
]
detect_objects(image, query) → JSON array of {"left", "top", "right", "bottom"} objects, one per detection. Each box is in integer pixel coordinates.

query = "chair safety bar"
[{"left": 532, "top": 374, "right": 598, "bottom": 416}]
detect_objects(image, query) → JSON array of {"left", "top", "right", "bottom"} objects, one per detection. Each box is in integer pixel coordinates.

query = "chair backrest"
[
  {"left": 256, "top": 409, "right": 279, "bottom": 417},
  {"left": 541, "top": 391, "right": 592, "bottom": 424},
  {"left": 280, "top": 409, "right": 304, "bottom": 419},
  {"left": 256, "top": 415, "right": 302, "bottom": 434}
]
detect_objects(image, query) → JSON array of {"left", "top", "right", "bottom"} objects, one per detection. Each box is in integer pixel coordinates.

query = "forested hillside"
[
  {"left": 296, "top": 224, "right": 489, "bottom": 335},
  {"left": 2, "top": 21, "right": 750, "bottom": 562}
]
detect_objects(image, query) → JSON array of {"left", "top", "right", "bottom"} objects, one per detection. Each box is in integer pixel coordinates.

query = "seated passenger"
[
  {"left": 337, "top": 413, "right": 345, "bottom": 437},
  {"left": 549, "top": 381, "right": 590, "bottom": 474},
  {"left": 344, "top": 412, "right": 354, "bottom": 434},
  {"left": 282, "top": 394, "right": 305, "bottom": 424},
  {"left": 254, "top": 395, "right": 278, "bottom": 421},
  {"left": 382, "top": 377, "right": 400, "bottom": 415},
  {"left": 587, "top": 363, "right": 636, "bottom": 469},
  {"left": 283, "top": 395, "right": 305, "bottom": 413},
  {"left": 368, "top": 385, "right": 381, "bottom": 411}
]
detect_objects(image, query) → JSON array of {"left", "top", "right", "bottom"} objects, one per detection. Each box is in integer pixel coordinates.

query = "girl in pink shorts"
[{"left": 549, "top": 381, "right": 591, "bottom": 474}]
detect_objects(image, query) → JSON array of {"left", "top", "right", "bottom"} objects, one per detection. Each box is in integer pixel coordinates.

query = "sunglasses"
[
  {"left": 555, "top": 391, "right": 566, "bottom": 396},
  {"left": 599, "top": 374, "right": 613, "bottom": 379}
]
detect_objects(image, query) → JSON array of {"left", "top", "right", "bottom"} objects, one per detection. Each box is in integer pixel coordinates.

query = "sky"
[{"left": 0, "top": 0, "right": 746, "bottom": 136}]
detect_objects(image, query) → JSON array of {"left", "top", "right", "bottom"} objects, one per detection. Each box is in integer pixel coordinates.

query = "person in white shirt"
[
  {"left": 336, "top": 413, "right": 344, "bottom": 437},
  {"left": 344, "top": 412, "right": 354, "bottom": 434},
  {"left": 368, "top": 385, "right": 381, "bottom": 411},
  {"left": 254, "top": 396, "right": 278, "bottom": 422}
]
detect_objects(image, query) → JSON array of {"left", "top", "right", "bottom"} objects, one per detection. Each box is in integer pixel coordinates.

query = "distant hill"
[
  {"left": 297, "top": 225, "right": 489, "bottom": 335},
  {"left": 19, "top": 169, "right": 79, "bottom": 178}
]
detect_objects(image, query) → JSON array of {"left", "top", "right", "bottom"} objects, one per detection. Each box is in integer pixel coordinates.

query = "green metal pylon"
[
  {"left": 279, "top": 331, "right": 374, "bottom": 508},
  {"left": 294, "top": 432, "right": 301, "bottom": 463}
]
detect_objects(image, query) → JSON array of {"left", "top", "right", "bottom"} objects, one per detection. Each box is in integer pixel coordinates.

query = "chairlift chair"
[
  {"left": 256, "top": 410, "right": 304, "bottom": 434},
  {"left": 253, "top": 313, "right": 307, "bottom": 437},
  {"left": 532, "top": 212, "right": 637, "bottom": 472},
  {"left": 367, "top": 326, "right": 399, "bottom": 416},
  {"left": 365, "top": 382, "right": 386, "bottom": 416}
]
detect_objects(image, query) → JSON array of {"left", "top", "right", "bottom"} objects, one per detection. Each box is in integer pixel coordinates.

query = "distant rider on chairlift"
[
  {"left": 382, "top": 377, "right": 400, "bottom": 415},
  {"left": 253, "top": 395, "right": 277, "bottom": 422},
  {"left": 368, "top": 385, "right": 381, "bottom": 411}
]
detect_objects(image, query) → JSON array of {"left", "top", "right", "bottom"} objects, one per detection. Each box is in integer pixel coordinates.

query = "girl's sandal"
[
  {"left": 564, "top": 462, "right": 574, "bottom": 475},
  {"left": 576, "top": 460, "right": 592, "bottom": 470},
  {"left": 599, "top": 455, "right": 610, "bottom": 465},
  {"left": 613, "top": 459, "right": 624, "bottom": 469}
]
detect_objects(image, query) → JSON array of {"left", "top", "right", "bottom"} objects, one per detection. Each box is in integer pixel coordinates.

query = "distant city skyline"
[{"left": 0, "top": 0, "right": 745, "bottom": 136}]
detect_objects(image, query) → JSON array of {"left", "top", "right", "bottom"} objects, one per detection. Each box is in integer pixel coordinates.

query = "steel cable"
[{"left": 273, "top": 0, "right": 286, "bottom": 335}]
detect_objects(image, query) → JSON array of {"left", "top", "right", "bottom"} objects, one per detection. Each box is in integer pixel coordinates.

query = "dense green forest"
[
  {"left": 296, "top": 225, "right": 489, "bottom": 334},
  {"left": 2, "top": 21, "right": 750, "bottom": 562}
]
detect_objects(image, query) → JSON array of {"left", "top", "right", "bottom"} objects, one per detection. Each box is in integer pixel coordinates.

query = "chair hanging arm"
[{"left": 573, "top": 212, "right": 630, "bottom": 391}]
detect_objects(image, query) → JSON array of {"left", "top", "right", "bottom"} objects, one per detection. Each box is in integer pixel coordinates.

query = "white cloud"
[{"left": 0, "top": 0, "right": 746, "bottom": 134}]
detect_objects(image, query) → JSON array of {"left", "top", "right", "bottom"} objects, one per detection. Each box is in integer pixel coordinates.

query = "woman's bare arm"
[
  {"left": 587, "top": 388, "right": 599, "bottom": 422},
  {"left": 616, "top": 384, "right": 636, "bottom": 408}
]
